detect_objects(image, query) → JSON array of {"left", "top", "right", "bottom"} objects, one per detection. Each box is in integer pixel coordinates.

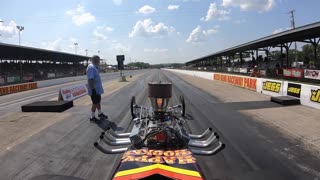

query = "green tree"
[{"left": 127, "top": 62, "right": 151, "bottom": 69}]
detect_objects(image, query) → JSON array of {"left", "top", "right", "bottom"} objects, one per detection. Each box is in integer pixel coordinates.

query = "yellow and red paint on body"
[{"left": 113, "top": 149, "right": 204, "bottom": 180}]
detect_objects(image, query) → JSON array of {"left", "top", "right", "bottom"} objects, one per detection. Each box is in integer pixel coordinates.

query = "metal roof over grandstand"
[
  {"left": 0, "top": 42, "right": 89, "bottom": 62},
  {"left": 187, "top": 21, "right": 320, "bottom": 64}
]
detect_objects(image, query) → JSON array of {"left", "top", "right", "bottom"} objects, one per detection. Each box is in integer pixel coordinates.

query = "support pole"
[
  {"left": 240, "top": 52, "right": 243, "bottom": 68},
  {"left": 285, "top": 46, "right": 289, "bottom": 67},
  {"left": 312, "top": 38, "right": 320, "bottom": 68},
  {"left": 232, "top": 54, "right": 235, "bottom": 67},
  {"left": 280, "top": 45, "right": 283, "bottom": 68},
  {"left": 256, "top": 50, "right": 259, "bottom": 67}
]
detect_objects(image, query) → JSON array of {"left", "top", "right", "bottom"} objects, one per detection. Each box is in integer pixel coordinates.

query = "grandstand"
[
  {"left": 185, "top": 21, "right": 320, "bottom": 83},
  {"left": 0, "top": 43, "right": 89, "bottom": 86}
]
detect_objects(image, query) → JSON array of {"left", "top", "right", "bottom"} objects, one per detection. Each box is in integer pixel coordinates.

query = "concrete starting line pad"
[{"left": 21, "top": 101, "right": 73, "bottom": 112}]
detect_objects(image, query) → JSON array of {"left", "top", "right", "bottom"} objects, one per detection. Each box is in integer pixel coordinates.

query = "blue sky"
[{"left": 0, "top": 0, "right": 320, "bottom": 64}]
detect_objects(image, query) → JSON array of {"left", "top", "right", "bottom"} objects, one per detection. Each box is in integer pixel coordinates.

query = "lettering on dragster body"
[
  {"left": 148, "top": 156, "right": 164, "bottom": 163},
  {"left": 177, "top": 156, "right": 196, "bottom": 164},
  {"left": 263, "top": 81, "right": 281, "bottom": 93},
  {"left": 134, "top": 155, "right": 149, "bottom": 163},
  {"left": 311, "top": 89, "right": 320, "bottom": 103},
  {"left": 162, "top": 156, "right": 177, "bottom": 164},
  {"left": 121, "top": 149, "right": 196, "bottom": 164}
]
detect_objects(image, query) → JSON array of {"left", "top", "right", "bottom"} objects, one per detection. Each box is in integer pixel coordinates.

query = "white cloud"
[
  {"left": 105, "top": 26, "right": 114, "bottom": 32},
  {"left": 186, "top": 26, "right": 219, "bottom": 43},
  {"left": 129, "top": 19, "right": 174, "bottom": 38},
  {"left": 66, "top": 5, "right": 95, "bottom": 26},
  {"left": 234, "top": 19, "right": 246, "bottom": 24},
  {"left": 111, "top": 43, "right": 129, "bottom": 54},
  {"left": 272, "top": 27, "right": 290, "bottom": 34},
  {"left": 93, "top": 30, "right": 107, "bottom": 41},
  {"left": 42, "top": 38, "right": 63, "bottom": 51},
  {"left": 113, "top": 0, "right": 123, "bottom": 6},
  {"left": 203, "top": 28, "right": 218, "bottom": 36},
  {"left": 93, "top": 26, "right": 113, "bottom": 41},
  {"left": 201, "top": 3, "right": 230, "bottom": 21},
  {"left": 144, "top": 48, "right": 168, "bottom": 53},
  {"left": 180, "top": 0, "right": 200, "bottom": 2},
  {"left": 168, "top": 5, "right": 180, "bottom": 10},
  {"left": 0, "top": 20, "right": 18, "bottom": 38},
  {"left": 40, "top": 38, "right": 83, "bottom": 54},
  {"left": 137, "top": 5, "right": 156, "bottom": 14},
  {"left": 222, "top": 0, "right": 276, "bottom": 12}
]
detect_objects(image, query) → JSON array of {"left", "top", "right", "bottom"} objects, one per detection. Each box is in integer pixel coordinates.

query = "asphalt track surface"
[
  {"left": 0, "top": 69, "right": 319, "bottom": 180},
  {"left": 0, "top": 70, "right": 145, "bottom": 119}
]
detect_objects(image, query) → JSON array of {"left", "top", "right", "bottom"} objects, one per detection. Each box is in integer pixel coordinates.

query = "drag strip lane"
[
  {"left": 0, "top": 70, "right": 157, "bottom": 180},
  {"left": 162, "top": 70, "right": 320, "bottom": 180},
  {"left": 0, "top": 90, "right": 57, "bottom": 109},
  {"left": 1, "top": 69, "right": 318, "bottom": 180},
  {"left": 0, "top": 70, "right": 146, "bottom": 118}
]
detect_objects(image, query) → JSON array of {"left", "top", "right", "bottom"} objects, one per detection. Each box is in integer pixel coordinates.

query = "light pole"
[
  {"left": 85, "top": 49, "right": 88, "bottom": 66},
  {"left": 74, "top": 42, "right": 78, "bottom": 54},
  {"left": 16, "top": 25, "right": 24, "bottom": 45},
  {"left": 16, "top": 25, "right": 24, "bottom": 82},
  {"left": 0, "top": 20, "right": 3, "bottom": 37},
  {"left": 289, "top": 10, "right": 297, "bottom": 66}
]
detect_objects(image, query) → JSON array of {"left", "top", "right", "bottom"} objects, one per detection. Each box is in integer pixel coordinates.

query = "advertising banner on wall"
[
  {"left": 0, "top": 82, "right": 38, "bottom": 96},
  {"left": 240, "top": 68, "right": 248, "bottom": 73},
  {"left": 14, "top": 76, "right": 21, "bottom": 82},
  {"left": 47, "top": 73, "right": 56, "bottom": 78},
  {"left": 300, "top": 84, "right": 320, "bottom": 110},
  {"left": 213, "top": 73, "right": 257, "bottom": 91},
  {"left": 260, "top": 79, "right": 283, "bottom": 96},
  {"left": 310, "top": 88, "right": 320, "bottom": 104},
  {"left": 260, "top": 70, "right": 266, "bottom": 76},
  {"left": 304, "top": 69, "right": 320, "bottom": 80},
  {"left": 0, "top": 76, "right": 5, "bottom": 84},
  {"left": 60, "top": 84, "right": 88, "bottom": 101},
  {"left": 287, "top": 83, "right": 301, "bottom": 98},
  {"left": 233, "top": 68, "right": 240, "bottom": 73},
  {"left": 283, "top": 69, "right": 303, "bottom": 78},
  {"left": 23, "top": 74, "right": 34, "bottom": 81},
  {"left": 7, "top": 76, "right": 15, "bottom": 83}
]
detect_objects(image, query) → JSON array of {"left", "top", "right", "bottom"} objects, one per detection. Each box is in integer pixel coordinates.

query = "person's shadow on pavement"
[{"left": 92, "top": 118, "right": 124, "bottom": 132}]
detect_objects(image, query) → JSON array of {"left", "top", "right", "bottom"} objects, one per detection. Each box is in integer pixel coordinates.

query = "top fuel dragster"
[{"left": 94, "top": 82, "right": 225, "bottom": 179}]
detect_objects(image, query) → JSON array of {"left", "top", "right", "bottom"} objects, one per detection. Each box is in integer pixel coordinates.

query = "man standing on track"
[{"left": 87, "top": 55, "right": 108, "bottom": 122}]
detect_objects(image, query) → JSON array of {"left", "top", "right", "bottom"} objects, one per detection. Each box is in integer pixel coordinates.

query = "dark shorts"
[{"left": 91, "top": 94, "right": 101, "bottom": 104}]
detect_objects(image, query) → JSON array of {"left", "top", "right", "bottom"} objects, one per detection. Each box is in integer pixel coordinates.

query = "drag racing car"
[{"left": 94, "top": 82, "right": 225, "bottom": 180}]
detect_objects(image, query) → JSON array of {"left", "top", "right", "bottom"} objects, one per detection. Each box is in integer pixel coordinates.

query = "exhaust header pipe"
[
  {"left": 191, "top": 142, "right": 225, "bottom": 156},
  {"left": 189, "top": 134, "right": 219, "bottom": 148},
  {"left": 94, "top": 140, "right": 128, "bottom": 154},
  {"left": 188, "top": 128, "right": 215, "bottom": 139}
]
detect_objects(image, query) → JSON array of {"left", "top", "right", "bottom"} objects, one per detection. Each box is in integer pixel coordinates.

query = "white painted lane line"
[
  {"left": 0, "top": 93, "right": 57, "bottom": 110},
  {"left": 0, "top": 90, "right": 57, "bottom": 107}
]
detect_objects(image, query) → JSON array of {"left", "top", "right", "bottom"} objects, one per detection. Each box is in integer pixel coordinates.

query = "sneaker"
[
  {"left": 98, "top": 113, "right": 108, "bottom": 119},
  {"left": 90, "top": 116, "right": 99, "bottom": 122}
]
